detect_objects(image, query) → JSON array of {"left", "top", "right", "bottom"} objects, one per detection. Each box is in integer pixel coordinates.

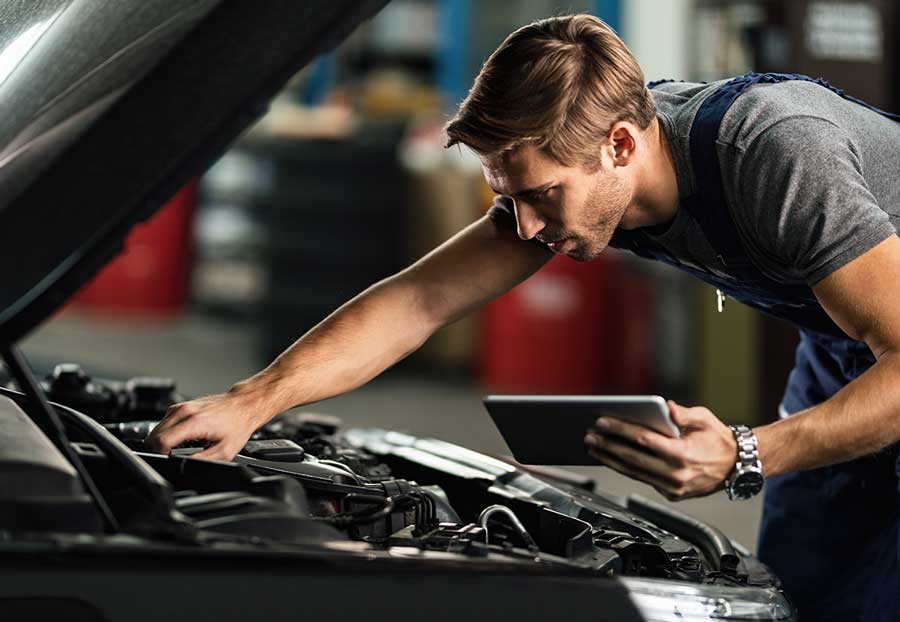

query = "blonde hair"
[{"left": 445, "top": 14, "right": 656, "bottom": 167}]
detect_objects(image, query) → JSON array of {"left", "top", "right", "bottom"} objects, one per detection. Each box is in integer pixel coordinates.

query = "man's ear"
[{"left": 608, "top": 122, "right": 638, "bottom": 166}]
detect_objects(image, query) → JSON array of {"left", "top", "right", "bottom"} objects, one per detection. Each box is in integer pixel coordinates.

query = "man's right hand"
[{"left": 145, "top": 389, "right": 271, "bottom": 461}]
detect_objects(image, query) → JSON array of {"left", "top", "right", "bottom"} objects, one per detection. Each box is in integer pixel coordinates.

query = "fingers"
[
  {"left": 145, "top": 401, "right": 208, "bottom": 454},
  {"left": 585, "top": 432, "right": 680, "bottom": 481},
  {"left": 191, "top": 443, "right": 233, "bottom": 462},
  {"left": 592, "top": 415, "right": 681, "bottom": 458},
  {"left": 145, "top": 415, "right": 201, "bottom": 455},
  {"left": 143, "top": 395, "right": 255, "bottom": 462},
  {"left": 586, "top": 445, "right": 685, "bottom": 500},
  {"left": 587, "top": 400, "right": 733, "bottom": 501},
  {"left": 586, "top": 442, "right": 696, "bottom": 502}
]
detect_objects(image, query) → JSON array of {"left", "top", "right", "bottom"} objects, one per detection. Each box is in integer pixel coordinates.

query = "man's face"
[{"left": 482, "top": 144, "right": 632, "bottom": 261}]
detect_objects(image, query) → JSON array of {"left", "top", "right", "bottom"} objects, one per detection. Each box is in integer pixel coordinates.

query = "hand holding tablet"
[{"left": 484, "top": 394, "right": 681, "bottom": 465}]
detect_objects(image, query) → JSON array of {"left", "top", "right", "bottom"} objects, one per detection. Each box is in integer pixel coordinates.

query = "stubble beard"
[{"left": 567, "top": 173, "right": 631, "bottom": 262}]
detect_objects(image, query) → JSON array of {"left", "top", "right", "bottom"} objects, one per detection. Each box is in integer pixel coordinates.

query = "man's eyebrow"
[{"left": 492, "top": 182, "right": 555, "bottom": 198}]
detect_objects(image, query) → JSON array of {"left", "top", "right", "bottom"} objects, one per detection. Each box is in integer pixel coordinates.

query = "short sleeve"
[{"left": 732, "top": 116, "right": 895, "bottom": 285}]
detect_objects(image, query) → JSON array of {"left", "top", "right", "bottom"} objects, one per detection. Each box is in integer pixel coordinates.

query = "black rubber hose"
[{"left": 626, "top": 494, "right": 746, "bottom": 576}]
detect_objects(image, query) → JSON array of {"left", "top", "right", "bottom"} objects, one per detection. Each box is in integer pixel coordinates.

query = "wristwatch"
[{"left": 724, "top": 425, "right": 765, "bottom": 500}]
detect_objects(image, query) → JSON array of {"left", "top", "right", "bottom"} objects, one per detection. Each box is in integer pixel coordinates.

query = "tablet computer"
[{"left": 484, "top": 394, "right": 680, "bottom": 465}]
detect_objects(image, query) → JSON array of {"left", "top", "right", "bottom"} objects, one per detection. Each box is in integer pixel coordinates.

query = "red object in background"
[
  {"left": 603, "top": 262, "right": 654, "bottom": 393},
  {"left": 479, "top": 253, "right": 653, "bottom": 394},
  {"left": 72, "top": 182, "right": 197, "bottom": 317}
]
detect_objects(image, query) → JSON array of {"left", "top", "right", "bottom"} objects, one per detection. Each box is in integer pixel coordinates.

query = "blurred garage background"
[{"left": 22, "top": 0, "right": 899, "bottom": 550}]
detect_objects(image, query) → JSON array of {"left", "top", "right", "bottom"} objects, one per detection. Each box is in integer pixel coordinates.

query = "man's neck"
[{"left": 634, "top": 118, "right": 680, "bottom": 227}]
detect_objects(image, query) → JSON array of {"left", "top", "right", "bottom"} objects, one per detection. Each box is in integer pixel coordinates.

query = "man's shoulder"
[
  {"left": 649, "top": 80, "right": 721, "bottom": 117},
  {"left": 652, "top": 77, "right": 848, "bottom": 150},
  {"left": 719, "top": 81, "right": 845, "bottom": 150},
  {"left": 648, "top": 79, "right": 714, "bottom": 98},
  {"left": 650, "top": 79, "right": 729, "bottom": 144}
]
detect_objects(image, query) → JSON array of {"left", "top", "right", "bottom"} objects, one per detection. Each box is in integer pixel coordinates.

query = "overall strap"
[
  {"left": 686, "top": 72, "right": 900, "bottom": 267},
  {"left": 687, "top": 73, "right": 770, "bottom": 266}
]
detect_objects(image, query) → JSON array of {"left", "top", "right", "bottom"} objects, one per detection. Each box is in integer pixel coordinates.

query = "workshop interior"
[{"left": 1, "top": 1, "right": 897, "bottom": 620}]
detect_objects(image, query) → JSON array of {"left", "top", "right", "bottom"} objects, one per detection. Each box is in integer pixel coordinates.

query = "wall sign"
[{"left": 805, "top": 1, "right": 883, "bottom": 62}]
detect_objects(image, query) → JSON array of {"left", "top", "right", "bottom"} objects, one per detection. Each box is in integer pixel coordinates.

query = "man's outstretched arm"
[{"left": 146, "top": 214, "right": 551, "bottom": 460}]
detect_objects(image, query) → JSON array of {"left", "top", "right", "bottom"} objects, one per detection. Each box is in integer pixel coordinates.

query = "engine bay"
[{"left": 3, "top": 364, "right": 778, "bottom": 590}]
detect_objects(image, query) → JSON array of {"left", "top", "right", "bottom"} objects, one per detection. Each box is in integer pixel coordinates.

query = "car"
[{"left": 0, "top": 1, "right": 796, "bottom": 620}]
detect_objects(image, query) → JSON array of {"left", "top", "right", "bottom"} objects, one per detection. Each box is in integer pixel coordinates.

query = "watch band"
[
  {"left": 725, "top": 425, "right": 764, "bottom": 500},
  {"left": 732, "top": 424, "right": 759, "bottom": 466}
]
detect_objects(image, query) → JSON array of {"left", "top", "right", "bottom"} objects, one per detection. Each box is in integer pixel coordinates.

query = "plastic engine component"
[
  {"left": 242, "top": 439, "right": 306, "bottom": 462},
  {"left": 0, "top": 396, "right": 102, "bottom": 531}
]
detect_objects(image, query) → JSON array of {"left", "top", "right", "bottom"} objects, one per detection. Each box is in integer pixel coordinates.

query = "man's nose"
[{"left": 515, "top": 201, "right": 545, "bottom": 240}]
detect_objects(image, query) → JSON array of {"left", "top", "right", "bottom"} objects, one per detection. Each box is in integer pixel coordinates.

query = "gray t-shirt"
[{"left": 490, "top": 79, "right": 900, "bottom": 285}]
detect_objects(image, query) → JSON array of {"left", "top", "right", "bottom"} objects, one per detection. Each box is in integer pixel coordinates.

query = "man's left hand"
[{"left": 584, "top": 400, "right": 737, "bottom": 501}]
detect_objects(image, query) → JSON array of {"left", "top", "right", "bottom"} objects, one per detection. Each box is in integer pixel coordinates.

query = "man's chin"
[
  {"left": 568, "top": 245, "right": 604, "bottom": 262},
  {"left": 567, "top": 234, "right": 615, "bottom": 261}
]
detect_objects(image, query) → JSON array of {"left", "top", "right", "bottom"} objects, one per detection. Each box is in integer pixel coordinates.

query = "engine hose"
[{"left": 477, "top": 505, "right": 539, "bottom": 551}]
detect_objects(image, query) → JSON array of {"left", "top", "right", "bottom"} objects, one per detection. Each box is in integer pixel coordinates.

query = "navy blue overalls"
[{"left": 612, "top": 73, "right": 900, "bottom": 621}]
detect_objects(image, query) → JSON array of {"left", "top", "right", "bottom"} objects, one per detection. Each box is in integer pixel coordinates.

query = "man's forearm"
[
  {"left": 229, "top": 275, "right": 435, "bottom": 422},
  {"left": 206, "top": 216, "right": 547, "bottom": 430},
  {"left": 755, "top": 351, "right": 900, "bottom": 477}
]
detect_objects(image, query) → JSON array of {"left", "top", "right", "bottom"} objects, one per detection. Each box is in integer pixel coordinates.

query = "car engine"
[{"left": 5, "top": 362, "right": 781, "bottom": 592}]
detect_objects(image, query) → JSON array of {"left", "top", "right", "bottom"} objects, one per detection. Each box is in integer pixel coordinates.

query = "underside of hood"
[{"left": 0, "top": 0, "right": 389, "bottom": 346}]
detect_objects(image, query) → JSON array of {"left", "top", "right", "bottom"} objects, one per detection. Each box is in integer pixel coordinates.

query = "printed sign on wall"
[{"left": 805, "top": 1, "right": 883, "bottom": 62}]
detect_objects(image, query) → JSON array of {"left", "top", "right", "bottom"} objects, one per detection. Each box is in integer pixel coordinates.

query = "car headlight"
[{"left": 620, "top": 577, "right": 795, "bottom": 621}]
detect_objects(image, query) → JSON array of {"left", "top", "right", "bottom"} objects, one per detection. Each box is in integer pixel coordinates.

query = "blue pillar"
[
  {"left": 302, "top": 53, "right": 337, "bottom": 106},
  {"left": 593, "top": 0, "right": 622, "bottom": 36},
  {"left": 435, "top": 0, "right": 469, "bottom": 110}
]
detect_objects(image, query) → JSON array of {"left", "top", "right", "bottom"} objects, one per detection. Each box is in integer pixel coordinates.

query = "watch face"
[{"left": 731, "top": 471, "right": 765, "bottom": 499}]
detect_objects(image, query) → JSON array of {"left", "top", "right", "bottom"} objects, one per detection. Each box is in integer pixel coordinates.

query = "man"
[{"left": 147, "top": 14, "right": 900, "bottom": 621}]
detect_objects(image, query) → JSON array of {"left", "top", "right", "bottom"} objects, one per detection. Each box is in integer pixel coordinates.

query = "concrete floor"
[{"left": 22, "top": 310, "right": 764, "bottom": 552}]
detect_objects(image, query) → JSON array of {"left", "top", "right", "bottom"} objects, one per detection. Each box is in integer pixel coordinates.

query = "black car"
[{"left": 0, "top": 2, "right": 795, "bottom": 620}]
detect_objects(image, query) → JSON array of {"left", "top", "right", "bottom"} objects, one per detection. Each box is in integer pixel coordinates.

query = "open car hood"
[{"left": 0, "top": 0, "right": 388, "bottom": 346}]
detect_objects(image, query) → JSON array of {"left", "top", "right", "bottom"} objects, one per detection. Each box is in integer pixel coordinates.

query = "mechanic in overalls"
[{"left": 147, "top": 15, "right": 900, "bottom": 620}]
